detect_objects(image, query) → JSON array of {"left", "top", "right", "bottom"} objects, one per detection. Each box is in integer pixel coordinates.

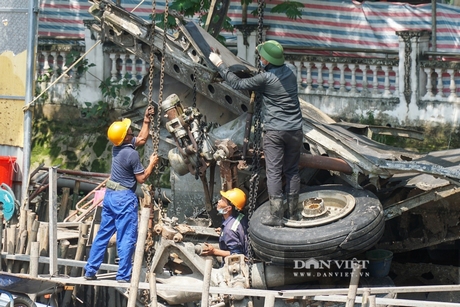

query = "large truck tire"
[
  {"left": 8, "top": 295, "right": 37, "bottom": 307},
  {"left": 249, "top": 185, "right": 385, "bottom": 266}
]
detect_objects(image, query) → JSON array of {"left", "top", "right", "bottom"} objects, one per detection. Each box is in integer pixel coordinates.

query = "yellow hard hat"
[
  {"left": 107, "top": 118, "right": 131, "bottom": 146},
  {"left": 220, "top": 188, "right": 247, "bottom": 211}
]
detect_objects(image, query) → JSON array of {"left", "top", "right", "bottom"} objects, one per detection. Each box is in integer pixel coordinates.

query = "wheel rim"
[{"left": 284, "top": 190, "right": 356, "bottom": 228}]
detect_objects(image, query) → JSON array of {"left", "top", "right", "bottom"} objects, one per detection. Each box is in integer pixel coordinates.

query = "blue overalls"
[{"left": 85, "top": 139, "right": 144, "bottom": 281}]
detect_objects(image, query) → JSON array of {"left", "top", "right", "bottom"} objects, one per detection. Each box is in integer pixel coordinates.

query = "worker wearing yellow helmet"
[
  {"left": 201, "top": 188, "right": 249, "bottom": 259},
  {"left": 85, "top": 106, "right": 159, "bottom": 283},
  {"left": 209, "top": 40, "right": 303, "bottom": 227}
]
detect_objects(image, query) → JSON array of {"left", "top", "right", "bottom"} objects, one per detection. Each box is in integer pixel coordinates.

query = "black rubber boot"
[
  {"left": 288, "top": 193, "right": 302, "bottom": 220},
  {"left": 261, "top": 195, "right": 285, "bottom": 227}
]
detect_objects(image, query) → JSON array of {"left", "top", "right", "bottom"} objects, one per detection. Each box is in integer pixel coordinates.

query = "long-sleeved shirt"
[
  {"left": 217, "top": 63, "right": 303, "bottom": 131},
  {"left": 219, "top": 213, "right": 249, "bottom": 256}
]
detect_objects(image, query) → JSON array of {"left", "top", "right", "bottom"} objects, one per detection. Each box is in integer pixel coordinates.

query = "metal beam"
[
  {"left": 0, "top": 95, "right": 25, "bottom": 100},
  {"left": 384, "top": 184, "right": 460, "bottom": 220},
  {"left": 376, "top": 160, "right": 460, "bottom": 181},
  {"left": 0, "top": 8, "right": 28, "bottom": 13}
]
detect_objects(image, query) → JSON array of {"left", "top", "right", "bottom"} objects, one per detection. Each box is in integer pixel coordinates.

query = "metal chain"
[
  {"left": 154, "top": 0, "right": 169, "bottom": 209},
  {"left": 247, "top": 0, "right": 265, "bottom": 290},
  {"left": 142, "top": 0, "right": 169, "bottom": 305},
  {"left": 141, "top": 187, "right": 156, "bottom": 307},
  {"left": 256, "top": 0, "right": 265, "bottom": 70},
  {"left": 192, "top": 0, "right": 205, "bottom": 180},
  {"left": 192, "top": 0, "right": 205, "bottom": 108},
  {"left": 199, "top": 0, "right": 205, "bottom": 27},
  {"left": 141, "top": 0, "right": 158, "bottom": 304},
  {"left": 195, "top": 126, "right": 203, "bottom": 180},
  {"left": 148, "top": 0, "right": 157, "bottom": 138},
  {"left": 192, "top": 67, "right": 198, "bottom": 108}
]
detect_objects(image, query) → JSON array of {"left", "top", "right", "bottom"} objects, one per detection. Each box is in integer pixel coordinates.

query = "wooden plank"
[
  {"left": 56, "top": 228, "right": 80, "bottom": 240},
  {"left": 0, "top": 252, "right": 118, "bottom": 271}
]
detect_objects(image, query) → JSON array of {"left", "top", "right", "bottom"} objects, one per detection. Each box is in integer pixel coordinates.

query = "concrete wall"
[{"left": 36, "top": 27, "right": 460, "bottom": 130}]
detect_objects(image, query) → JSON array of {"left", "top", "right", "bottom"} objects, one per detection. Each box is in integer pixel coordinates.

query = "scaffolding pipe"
[
  {"left": 29, "top": 241, "right": 40, "bottom": 302},
  {"left": 264, "top": 294, "right": 275, "bottom": 307},
  {"left": 149, "top": 272, "right": 158, "bottom": 307},
  {"left": 48, "top": 167, "right": 58, "bottom": 276},
  {"left": 201, "top": 258, "right": 213, "bottom": 307},
  {"left": 127, "top": 206, "right": 151, "bottom": 307},
  {"left": 345, "top": 264, "right": 362, "bottom": 307},
  {"left": 20, "top": 0, "right": 39, "bottom": 232}
]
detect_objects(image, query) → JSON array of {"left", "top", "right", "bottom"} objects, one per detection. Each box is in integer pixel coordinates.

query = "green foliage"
[
  {"left": 269, "top": 1, "right": 303, "bottom": 20},
  {"left": 359, "top": 111, "right": 375, "bottom": 125},
  {"left": 357, "top": 113, "right": 460, "bottom": 153},
  {"left": 31, "top": 120, "right": 66, "bottom": 166},
  {"left": 169, "top": 0, "right": 207, "bottom": 17},
  {"left": 99, "top": 75, "right": 137, "bottom": 99},
  {"left": 82, "top": 74, "right": 136, "bottom": 125},
  {"left": 153, "top": 0, "right": 303, "bottom": 44},
  {"left": 82, "top": 100, "right": 112, "bottom": 121},
  {"left": 32, "top": 119, "right": 53, "bottom": 148},
  {"left": 94, "top": 135, "right": 109, "bottom": 157},
  {"left": 35, "top": 49, "right": 95, "bottom": 103},
  {"left": 35, "top": 68, "right": 53, "bottom": 102},
  {"left": 66, "top": 50, "right": 96, "bottom": 77},
  {"left": 91, "top": 158, "right": 109, "bottom": 173},
  {"left": 160, "top": 166, "right": 171, "bottom": 188},
  {"left": 31, "top": 118, "right": 112, "bottom": 172},
  {"left": 248, "top": 0, "right": 303, "bottom": 20},
  {"left": 61, "top": 150, "right": 78, "bottom": 161},
  {"left": 36, "top": 68, "right": 53, "bottom": 83}
]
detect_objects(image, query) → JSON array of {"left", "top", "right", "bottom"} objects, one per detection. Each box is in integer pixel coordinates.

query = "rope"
[
  {"left": 131, "top": 0, "right": 146, "bottom": 12},
  {"left": 25, "top": 2, "right": 150, "bottom": 112},
  {"left": 23, "top": 41, "right": 101, "bottom": 112}
]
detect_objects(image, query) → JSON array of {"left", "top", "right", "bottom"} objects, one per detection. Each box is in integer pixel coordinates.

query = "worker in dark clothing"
[
  {"left": 209, "top": 40, "right": 303, "bottom": 227},
  {"left": 84, "top": 106, "right": 159, "bottom": 283},
  {"left": 201, "top": 188, "right": 249, "bottom": 258}
]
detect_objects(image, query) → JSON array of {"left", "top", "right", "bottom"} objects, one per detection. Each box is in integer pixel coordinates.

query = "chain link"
[
  {"left": 154, "top": 0, "right": 169, "bottom": 208},
  {"left": 199, "top": 0, "right": 205, "bottom": 27},
  {"left": 148, "top": 0, "right": 157, "bottom": 133},
  {"left": 192, "top": 67, "right": 197, "bottom": 108},
  {"left": 247, "top": 0, "right": 265, "bottom": 290},
  {"left": 141, "top": 0, "right": 158, "bottom": 304},
  {"left": 192, "top": 0, "right": 205, "bottom": 180},
  {"left": 142, "top": 0, "right": 170, "bottom": 305}
]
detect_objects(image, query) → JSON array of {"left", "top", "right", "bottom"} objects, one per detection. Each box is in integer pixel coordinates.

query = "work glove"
[{"left": 209, "top": 51, "right": 223, "bottom": 67}]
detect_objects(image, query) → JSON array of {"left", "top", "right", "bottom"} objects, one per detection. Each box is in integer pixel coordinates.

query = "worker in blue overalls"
[
  {"left": 84, "top": 106, "right": 159, "bottom": 283},
  {"left": 201, "top": 188, "right": 249, "bottom": 258}
]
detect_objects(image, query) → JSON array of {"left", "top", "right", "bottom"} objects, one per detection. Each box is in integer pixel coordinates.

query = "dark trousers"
[{"left": 263, "top": 129, "right": 303, "bottom": 197}]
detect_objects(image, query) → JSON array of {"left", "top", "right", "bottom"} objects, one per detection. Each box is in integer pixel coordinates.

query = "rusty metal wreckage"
[
  {"left": 84, "top": 0, "right": 460, "bottom": 253},
  {"left": 3, "top": 0, "right": 460, "bottom": 306},
  {"left": 87, "top": 0, "right": 460, "bottom": 304}
]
